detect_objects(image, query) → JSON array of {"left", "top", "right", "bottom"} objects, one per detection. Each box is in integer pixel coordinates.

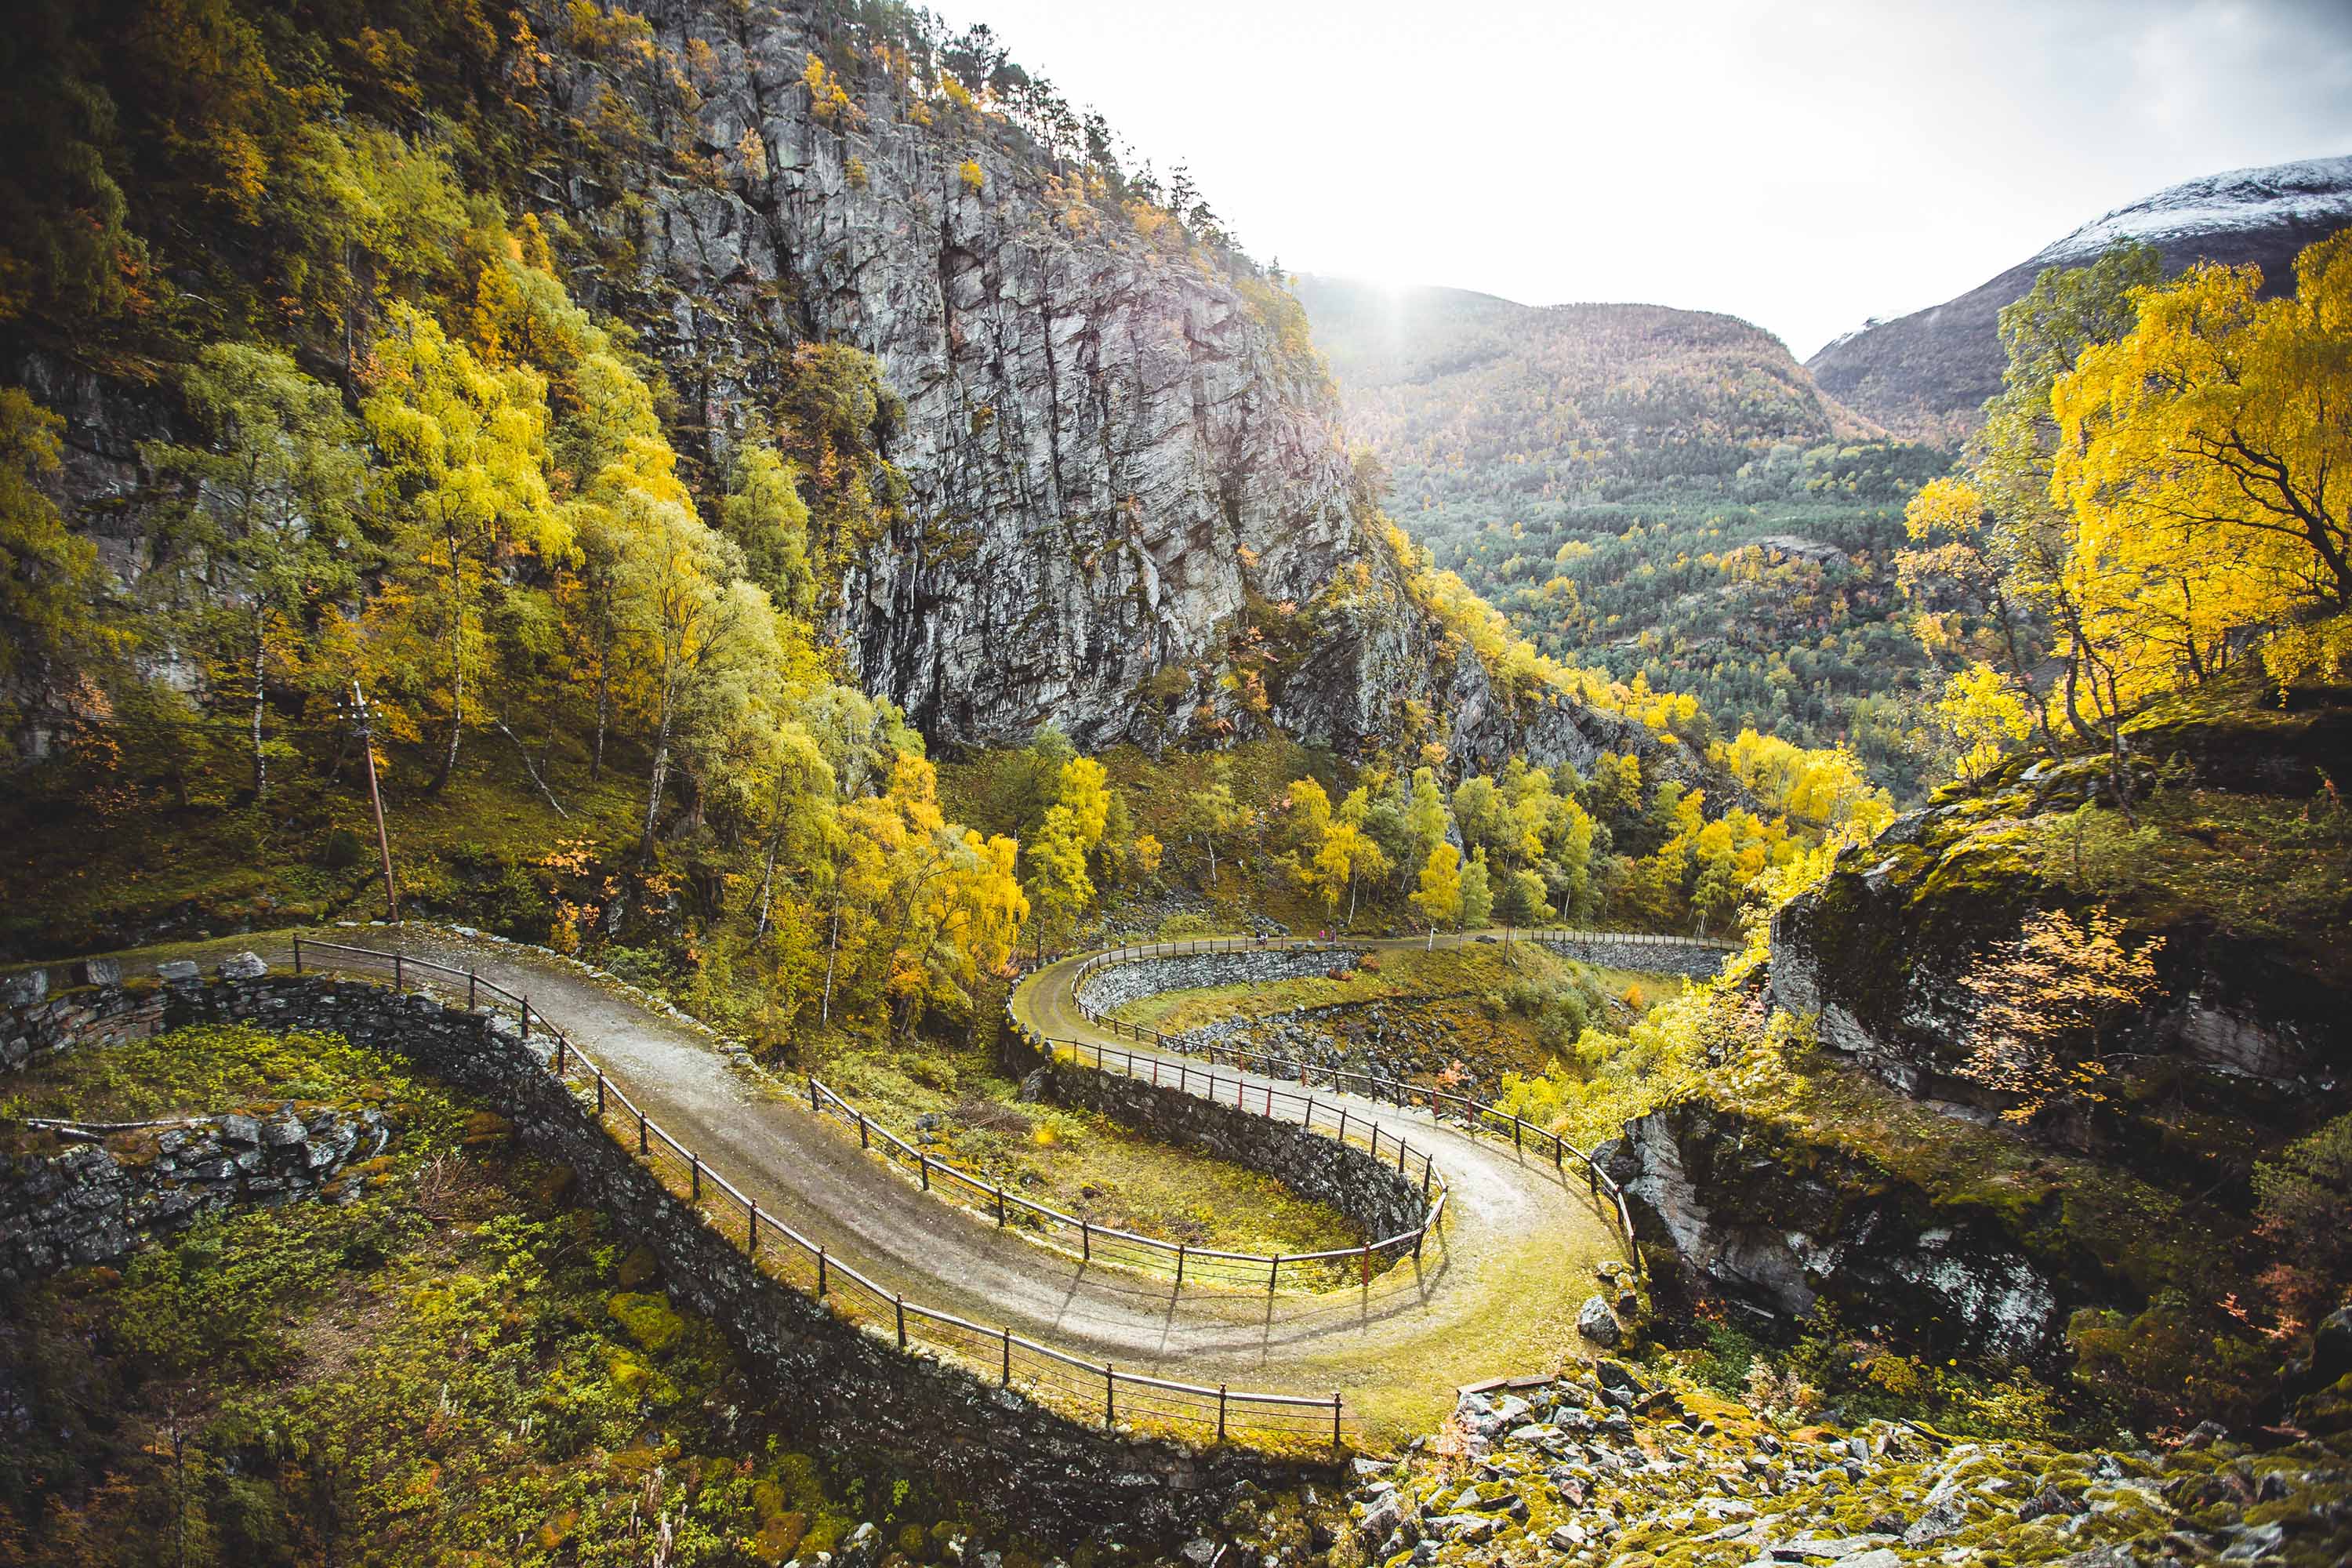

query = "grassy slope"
[
  {"left": 0, "top": 735, "right": 648, "bottom": 959},
  {"left": 0, "top": 1020, "right": 949, "bottom": 1568},
  {"left": 817, "top": 1029, "right": 1364, "bottom": 1276}
]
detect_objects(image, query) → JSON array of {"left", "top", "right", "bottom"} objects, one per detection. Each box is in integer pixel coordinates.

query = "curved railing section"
[
  {"left": 808, "top": 1076, "right": 1440, "bottom": 1291},
  {"left": 1050, "top": 938, "right": 1647, "bottom": 1282},
  {"left": 288, "top": 935, "right": 1348, "bottom": 1450}
]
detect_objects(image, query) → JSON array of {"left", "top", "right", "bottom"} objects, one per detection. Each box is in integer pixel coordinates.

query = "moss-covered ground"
[
  {"left": 0, "top": 736, "right": 645, "bottom": 960},
  {"left": 0, "top": 1021, "right": 1042, "bottom": 1567}
]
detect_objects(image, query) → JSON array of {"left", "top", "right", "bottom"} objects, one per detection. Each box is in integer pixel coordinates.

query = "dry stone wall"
[
  {"left": 1073, "top": 949, "right": 1363, "bottom": 1016},
  {"left": 1519, "top": 932, "right": 1737, "bottom": 979},
  {"left": 2, "top": 1105, "right": 390, "bottom": 1287},
  {"left": 1038, "top": 1056, "right": 1428, "bottom": 1247}
]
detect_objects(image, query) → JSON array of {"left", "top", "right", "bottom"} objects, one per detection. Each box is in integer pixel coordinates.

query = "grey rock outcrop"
[{"left": 1599, "top": 1102, "right": 2063, "bottom": 1366}]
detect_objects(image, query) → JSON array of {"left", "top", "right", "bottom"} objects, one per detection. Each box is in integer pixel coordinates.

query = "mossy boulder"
[{"left": 606, "top": 1290, "right": 686, "bottom": 1354}]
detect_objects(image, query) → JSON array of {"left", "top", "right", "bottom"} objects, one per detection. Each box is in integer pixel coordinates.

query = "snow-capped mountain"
[
  {"left": 1807, "top": 155, "right": 2352, "bottom": 442},
  {"left": 2031, "top": 155, "right": 2352, "bottom": 268}
]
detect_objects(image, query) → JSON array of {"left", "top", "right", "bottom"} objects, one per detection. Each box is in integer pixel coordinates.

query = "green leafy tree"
[
  {"left": 1494, "top": 866, "right": 1552, "bottom": 947},
  {"left": 360, "top": 304, "right": 563, "bottom": 792},
  {"left": 1458, "top": 847, "right": 1494, "bottom": 930},
  {"left": 1410, "top": 841, "right": 1461, "bottom": 948},
  {"left": 145, "top": 344, "right": 364, "bottom": 797},
  {"left": 721, "top": 442, "right": 815, "bottom": 621},
  {"left": 1179, "top": 757, "right": 1242, "bottom": 884}
]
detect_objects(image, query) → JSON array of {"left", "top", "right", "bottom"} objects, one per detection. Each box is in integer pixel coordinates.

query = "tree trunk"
[
  {"left": 639, "top": 700, "right": 676, "bottom": 863},
  {"left": 820, "top": 894, "right": 843, "bottom": 1025},
  {"left": 250, "top": 610, "right": 268, "bottom": 800},
  {"left": 495, "top": 717, "right": 568, "bottom": 818},
  {"left": 430, "top": 514, "right": 464, "bottom": 795},
  {"left": 753, "top": 768, "right": 789, "bottom": 938},
  {"left": 590, "top": 624, "right": 612, "bottom": 782}
]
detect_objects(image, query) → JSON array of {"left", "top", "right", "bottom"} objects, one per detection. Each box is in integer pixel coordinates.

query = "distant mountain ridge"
[
  {"left": 1296, "top": 276, "right": 1950, "bottom": 793},
  {"left": 1807, "top": 154, "right": 2352, "bottom": 441},
  {"left": 1296, "top": 278, "right": 1880, "bottom": 459}
]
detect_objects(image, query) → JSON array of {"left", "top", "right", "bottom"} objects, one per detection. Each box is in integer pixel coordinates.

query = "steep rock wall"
[
  {"left": 540, "top": 0, "right": 1675, "bottom": 770},
  {"left": 1597, "top": 1102, "right": 2064, "bottom": 1367}
]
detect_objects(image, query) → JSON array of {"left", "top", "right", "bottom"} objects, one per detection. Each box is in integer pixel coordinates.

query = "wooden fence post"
[
  {"left": 1105, "top": 1363, "right": 1115, "bottom": 1428},
  {"left": 1333, "top": 1396, "right": 1343, "bottom": 1450},
  {"left": 1175, "top": 1244, "right": 1185, "bottom": 1287},
  {"left": 919, "top": 1154, "right": 930, "bottom": 1192},
  {"left": 690, "top": 1152, "right": 700, "bottom": 1200},
  {"left": 394, "top": 955, "right": 404, "bottom": 993},
  {"left": 1269, "top": 1254, "right": 1281, "bottom": 1293},
  {"left": 468, "top": 970, "right": 477, "bottom": 1010},
  {"left": 521, "top": 997, "right": 531, "bottom": 1038},
  {"left": 1081, "top": 1221, "right": 1091, "bottom": 1261},
  {"left": 292, "top": 934, "right": 302, "bottom": 974},
  {"left": 895, "top": 1295, "right": 906, "bottom": 1348},
  {"left": 995, "top": 1185, "right": 1006, "bottom": 1226},
  {"left": 1001, "top": 1327, "right": 1011, "bottom": 1385},
  {"left": 817, "top": 1248, "right": 828, "bottom": 1296},
  {"left": 747, "top": 1203, "right": 758, "bottom": 1250},
  {"left": 596, "top": 1073, "right": 605, "bottom": 1116},
  {"left": 808, "top": 1076, "right": 820, "bottom": 1113},
  {"left": 1218, "top": 1384, "right": 1228, "bottom": 1443}
]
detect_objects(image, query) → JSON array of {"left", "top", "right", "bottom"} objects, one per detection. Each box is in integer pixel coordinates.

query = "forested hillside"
[
  {"left": 1298, "top": 277, "right": 1953, "bottom": 793},
  {"left": 0, "top": 0, "right": 1896, "bottom": 1004}
]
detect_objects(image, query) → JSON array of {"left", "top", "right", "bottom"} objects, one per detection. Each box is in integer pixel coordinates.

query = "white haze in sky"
[{"left": 924, "top": 0, "right": 2352, "bottom": 360}]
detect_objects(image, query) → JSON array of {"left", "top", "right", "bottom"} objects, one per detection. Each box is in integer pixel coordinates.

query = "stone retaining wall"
[
  {"left": 1523, "top": 934, "right": 1736, "bottom": 979},
  {"left": 2, "top": 1104, "right": 390, "bottom": 1287},
  {"left": 1073, "top": 949, "right": 1363, "bottom": 1017},
  {"left": 1040, "top": 1057, "right": 1428, "bottom": 1247},
  {"left": 2, "top": 978, "right": 168, "bottom": 1072},
  {"left": 5, "top": 971, "right": 1335, "bottom": 1538}
]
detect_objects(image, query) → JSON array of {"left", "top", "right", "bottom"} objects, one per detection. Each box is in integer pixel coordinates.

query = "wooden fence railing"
[
  {"left": 806, "top": 1076, "right": 1442, "bottom": 1290},
  {"left": 289, "top": 935, "right": 1348, "bottom": 1451},
  {"left": 1054, "top": 939, "right": 1647, "bottom": 1281}
]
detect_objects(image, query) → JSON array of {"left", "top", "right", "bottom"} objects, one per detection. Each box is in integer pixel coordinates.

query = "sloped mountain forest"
[
  {"left": 0, "top": 2, "right": 2347, "bottom": 1566},
  {"left": 1294, "top": 280, "right": 1955, "bottom": 795}
]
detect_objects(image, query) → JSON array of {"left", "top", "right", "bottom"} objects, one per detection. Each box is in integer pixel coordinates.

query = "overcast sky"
[{"left": 925, "top": 0, "right": 2352, "bottom": 359}]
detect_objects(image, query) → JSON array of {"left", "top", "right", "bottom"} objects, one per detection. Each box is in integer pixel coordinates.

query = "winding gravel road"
[{"left": 77, "top": 926, "right": 1627, "bottom": 1439}]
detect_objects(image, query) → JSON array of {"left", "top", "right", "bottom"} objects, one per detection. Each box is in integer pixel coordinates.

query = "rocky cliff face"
[
  {"left": 1764, "top": 733, "right": 2350, "bottom": 1107},
  {"left": 535, "top": 0, "right": 1633, "bottom": 767},
  {"left": 1599, "top": 1101, "right": 2064, "bottom": 1366}
]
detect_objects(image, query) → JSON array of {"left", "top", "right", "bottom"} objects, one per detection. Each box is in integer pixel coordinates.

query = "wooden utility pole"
[{"left": 348, "top": 681, "right": 398, "bottom": 919}]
